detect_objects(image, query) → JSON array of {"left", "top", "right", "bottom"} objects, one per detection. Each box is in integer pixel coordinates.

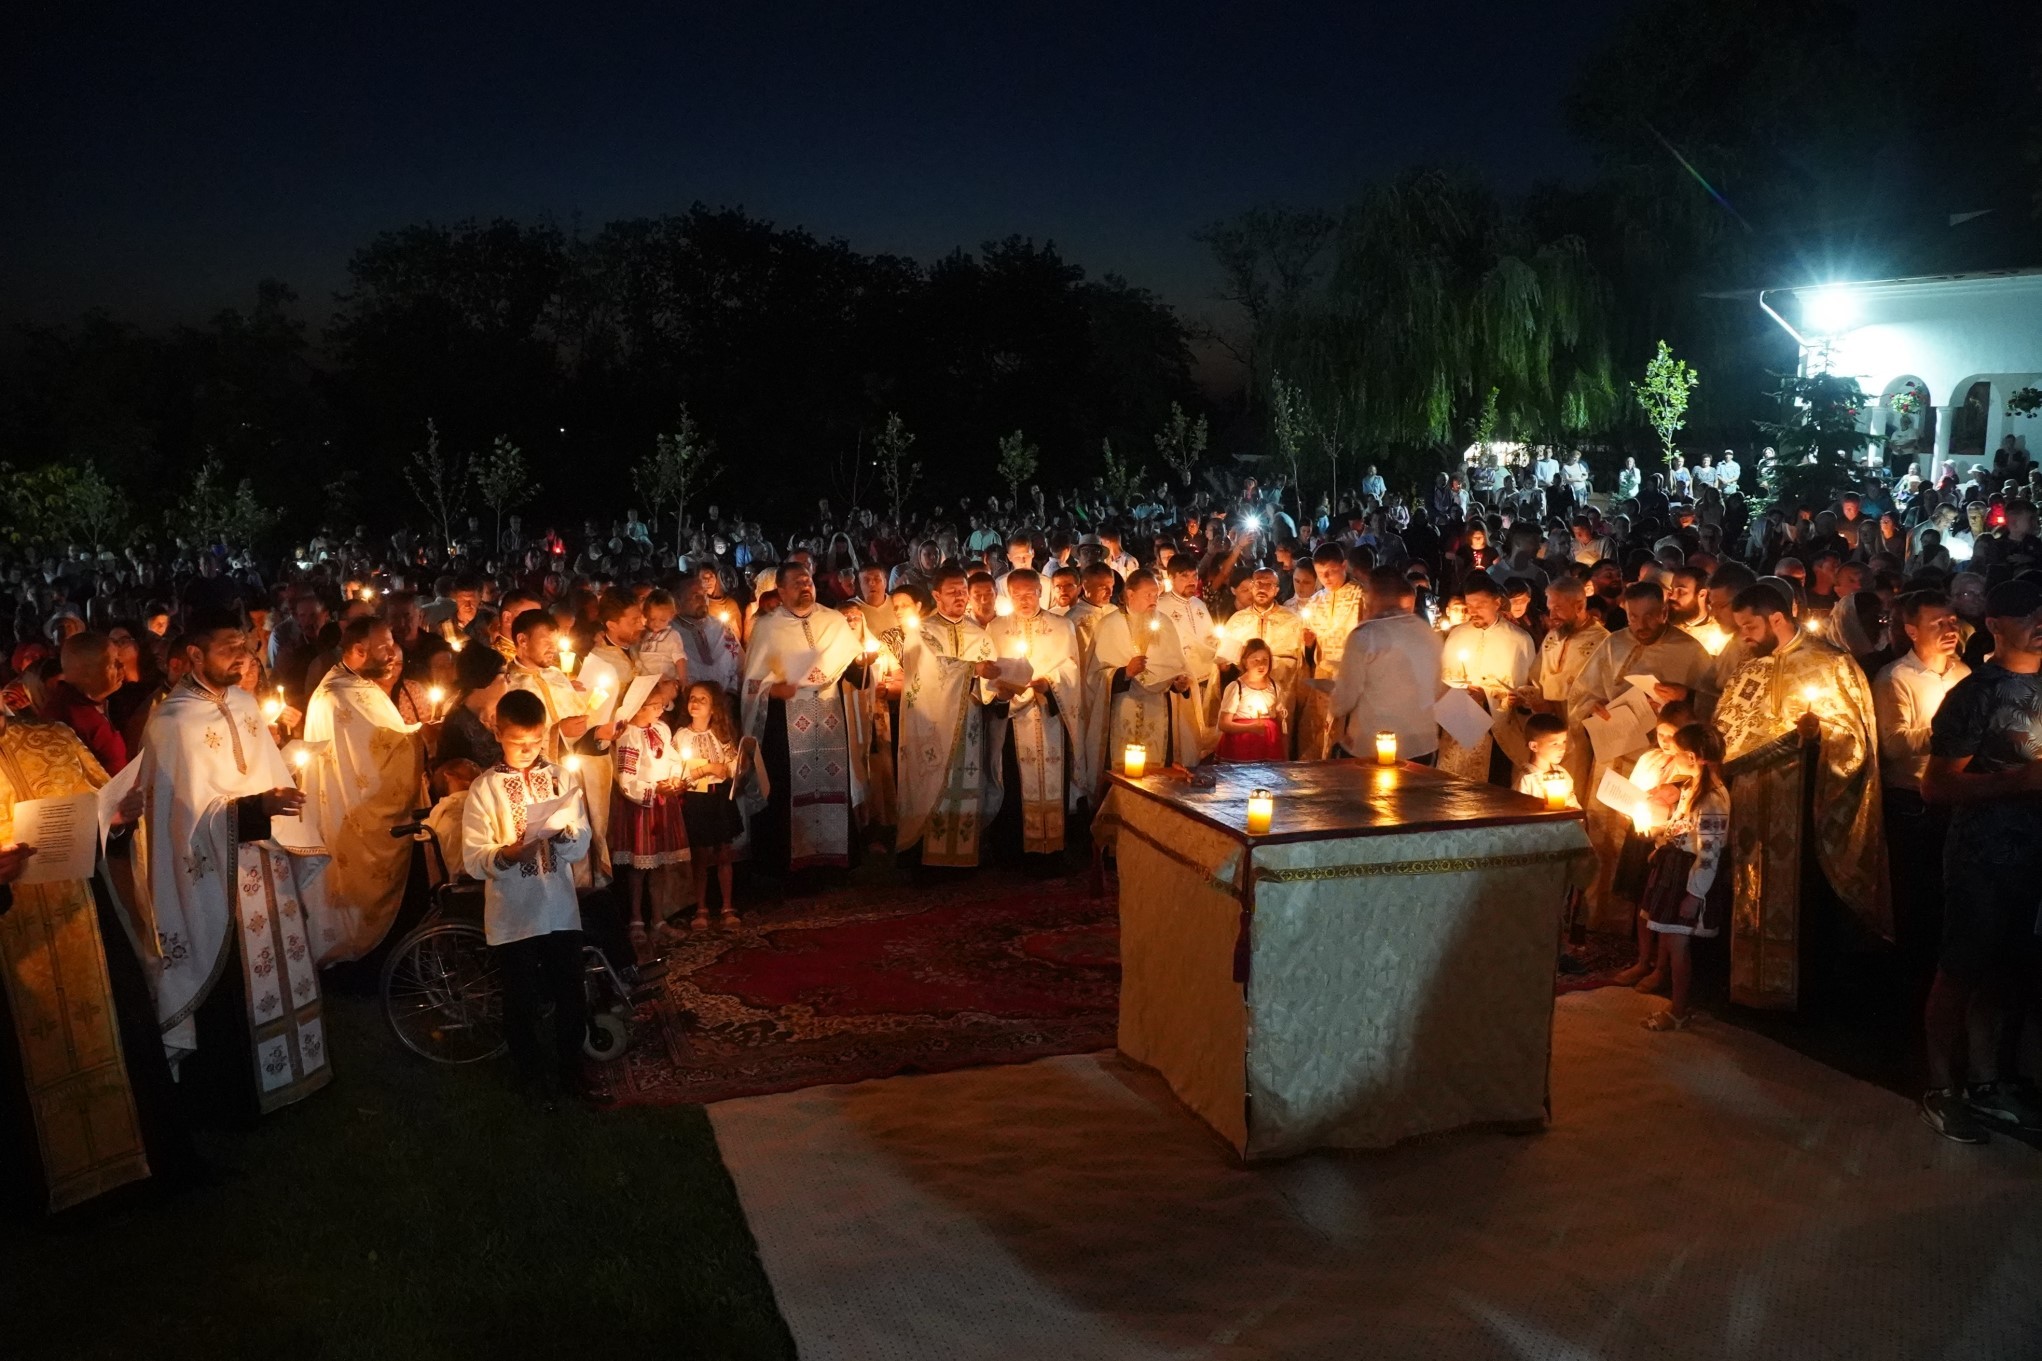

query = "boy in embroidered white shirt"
[{"left": 460, "top": 688, "right": 601, "bottom": 1103}]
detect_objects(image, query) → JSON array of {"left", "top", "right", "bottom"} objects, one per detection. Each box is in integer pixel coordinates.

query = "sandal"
[
  {"left": 690, "top": 908, "right": 712, "bottom": 931},
  {"left": 1641, "top": 1008, "right": 1693, "bottom": 1032},
  {"left": 718, "top": 909, "right": 742, "bottom": 931}
]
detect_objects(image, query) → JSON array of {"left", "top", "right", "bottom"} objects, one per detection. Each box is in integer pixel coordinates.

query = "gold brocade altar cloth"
[{"left": 1100, "top": 761, "right": 1592, "bottom": 1161}]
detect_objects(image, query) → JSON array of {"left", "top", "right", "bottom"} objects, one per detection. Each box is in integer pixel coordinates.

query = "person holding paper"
[
  {"left": 1566, "top": 581, "right": 1716, "bottom": 932},
  {"left": 1296, "top": 544, "right": 1366, "bottom": 761},
  {"left": 983, "top": 568, "right": 1085, "bottom": 860},
  {"left": 1157, "top": 559, "right": 1219, "bottom": 757},
  {"left": 299, "top": 617, "right": 426, "bottom": 965},
  {"left": 1215, "top": 569, "right": 1306, "bottom": 747},
  {"left": 1438, "top": 579, "right": 1535, "bottom": 786},
  {"left": 740, "top": 562, "right": 869, "bottom": 883},
  {"left": 1087, "top": 570, "right": 1199, "bottom": 793},
  {"left": 138, "top": 609, "right": 333, "bottom": 1120},
  {"left": 457, "top": 688, "right": 602, "bottom": 1105},
  {"left": 0, "top": 713, "right": 200, "bottom": 1215},
  {"left": 895, "top": 566, "right": 999, "bottom": 868}
]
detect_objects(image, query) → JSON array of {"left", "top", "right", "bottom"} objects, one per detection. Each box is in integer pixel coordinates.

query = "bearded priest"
[
  {"left": 139, "top": 610, "right": 332, "bottom": 1119},
  {"left": 1718, "top": 582, "right": 1889, "bottom": 1010},
  {"left": 1087, "top": 570, "right": 1199, "bottom": 791},
  {"left": 299, "top": 617, "right": 425, "bottom": 964},
  {"left": 984, "top": 568, "right": 1086, "bottom": 859},
  {"left": 894, "top": 566, "right": 998, "bottom": 868}
]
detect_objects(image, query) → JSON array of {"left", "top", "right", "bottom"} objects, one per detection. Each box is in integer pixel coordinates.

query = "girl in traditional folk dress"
[
  {"left": 1610, "top": 700, "right": 1694, "bottom": 988},
  {"left": 1631, "top": 722, "right": 1732, "bottom": 1032},
  {"left": 611, "top": 679, "right": 687, "bottom": 951},
  {"left": 676, "top": 680, "right": 744, "bottom": 931},
  {"left": 1216, "top": 638, "right": 1288, "bottom": 763}
]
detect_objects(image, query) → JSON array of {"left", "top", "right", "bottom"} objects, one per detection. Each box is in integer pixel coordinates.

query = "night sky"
[{"left": 6, "top": 2, "right": 1630, "bottom": 330}]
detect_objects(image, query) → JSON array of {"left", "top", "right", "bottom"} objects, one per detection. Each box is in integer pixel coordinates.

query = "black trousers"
[
  {"left": 753, "top": 700, "right": 793, "bottom": 878},
  {"left": 1883, "top": 788, "right": 1948, "bottom": 994},
  {"left": 495, "top": 930, "right": 587, "bottom": 1082}
]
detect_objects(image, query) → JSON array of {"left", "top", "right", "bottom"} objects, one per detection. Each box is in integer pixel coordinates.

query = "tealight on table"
[{"left": 1096, "top": 760, "right": 1592, "bottom": 1160}]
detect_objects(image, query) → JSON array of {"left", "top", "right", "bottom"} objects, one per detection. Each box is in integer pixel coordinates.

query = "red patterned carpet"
[{"left": 597, "top": 872, "right": 1122, "bottom": 1107}]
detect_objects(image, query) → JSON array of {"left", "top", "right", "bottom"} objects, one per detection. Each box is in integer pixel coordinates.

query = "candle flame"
[
  {"left": 427, "top": 685, "right": 445, "bottom": 706},
  {"left": 995, "top": 596, "right": 1014, "bottom": 617},
  {"left": 291, "top": 748, "right": 310, "bottom": 768}
]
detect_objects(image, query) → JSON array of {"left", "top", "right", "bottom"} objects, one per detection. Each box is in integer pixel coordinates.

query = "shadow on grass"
[{"left": 1, "top": 994, "right": 796, "bottom": 1361}]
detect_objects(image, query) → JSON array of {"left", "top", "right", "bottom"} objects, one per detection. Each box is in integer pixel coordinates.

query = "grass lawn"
[{"left": 1, "top": 992, "right": 796, "bottom": 1361}]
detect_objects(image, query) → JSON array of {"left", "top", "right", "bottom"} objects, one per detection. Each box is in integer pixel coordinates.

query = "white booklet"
[
  {"left": 517, "top": 791, "right": 582, "bottom": 847},
  {"left": 1433, "top": 687, "right": 1494, "bottom": 750},
  {"left": 9, "top": 792, "right": 99, "bottom": 884},
  {"left": 95, "top": 757, "right": 144, "bottom": 848},
  {"left": 1583, "top": 686, "right": 1656, "bottom": 762}
]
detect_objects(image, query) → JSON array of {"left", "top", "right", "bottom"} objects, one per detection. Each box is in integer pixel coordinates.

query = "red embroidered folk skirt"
[
  {"left": 1216, "top": 717, "right": 1286, "bottom": 763},
  {"left": 610, "top": 790, "right": 688, "bottom": 868}
]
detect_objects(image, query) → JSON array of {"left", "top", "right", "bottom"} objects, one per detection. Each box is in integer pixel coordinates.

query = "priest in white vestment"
[
  {"left": 1296, "top": 546, "right": 1366, "bottom": 761},
  {"left": 1438, "top": 578, "right": 1536, "bottom": 784},
  {"left": 740, "top": 564, "right": 868, "bottom": 876},
  {"left": 137, "top": 615, "right": 331, "bottom": 1116},
  {"left": 299, "top": 618, "right": 424, "bottom": 963},
  {"left": 984, "top": 569, "right": 1086, "bottom": 855},
  {"left": 1158, "top": 560, "right": 1220, "bottom": 758},
  {"left": 895, "top": 568, "right": 998, "bottom": 867},
  {"left": 1217, "top": 568, "right": 1306, "bottom": 752},
  {"left": 1088, "top": 570, "right": 1199, "bottom": 792}
]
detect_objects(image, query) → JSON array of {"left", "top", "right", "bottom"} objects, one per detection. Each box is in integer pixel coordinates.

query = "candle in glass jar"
[
  {"left": 1542, "top": 771, "right": 1571, "bottom": 810},
  {"left": 1122, "top": 743, "right": 1147, "bottom": 779},
  {"left": 1374, "top": 730, "right": 1398, "bottom": 765},
  {"left": 558, "top": 647, "right": 576, "bottom": 674},
  {"left": 1246, "top": 788, "right": 1274, "bottom": 835}
]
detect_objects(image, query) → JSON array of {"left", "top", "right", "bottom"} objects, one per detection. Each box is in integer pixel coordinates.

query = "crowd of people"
[{"left": 6, "top": 435, "right": 2042, "bottom": 1219}]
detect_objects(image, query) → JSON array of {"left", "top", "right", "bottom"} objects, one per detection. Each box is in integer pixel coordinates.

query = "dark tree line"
[{"left": 2, "top": 208, "right": 1199, "bottom": 547}]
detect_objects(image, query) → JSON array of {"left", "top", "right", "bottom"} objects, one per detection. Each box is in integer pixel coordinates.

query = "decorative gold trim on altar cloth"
[{"left": 1252, "top": 846, "right": 1593, "bottom": 884}]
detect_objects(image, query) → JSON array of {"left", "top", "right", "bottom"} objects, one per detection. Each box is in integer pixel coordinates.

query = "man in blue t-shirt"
[{"left": 1919, "top": 577, "right": 2042, "bottom": 1143}]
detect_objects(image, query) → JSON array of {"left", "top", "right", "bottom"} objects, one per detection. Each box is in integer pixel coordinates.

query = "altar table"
[{"left": 1099, "top": 760, "right": 1592, "bottom": 1160}]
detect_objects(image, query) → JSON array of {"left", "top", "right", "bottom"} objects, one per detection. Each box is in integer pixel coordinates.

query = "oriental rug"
[{"left": 595, "top": 873, "right": 1122, "bottom": 1107}]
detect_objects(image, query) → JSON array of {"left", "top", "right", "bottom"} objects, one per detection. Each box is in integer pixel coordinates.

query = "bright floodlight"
[
  {"left": 1802, "top": 285, "right": 1858, "bottom": 336},
  {"left": 1243, "top": 514, "right": 1261, "bottom": 532}
]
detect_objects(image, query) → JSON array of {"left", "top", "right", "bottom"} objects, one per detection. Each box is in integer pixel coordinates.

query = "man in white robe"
[
  {"left": 501, "top": 607, "right": 607, "bottom": 886},
  {"left": 300, "top": 618, "right": 424, "bottom": 964},
  {"left": 1297, "top": 544, "right": 1366, "bottom": 761},
  {"left": 1217, "top": 568, "right": 1306, "bottom": 751},
  {"left": 138, "top": 613, "right": 332, "bottom": 1117},
  {"left": 1495, "top": 575, "right": 1607, "bottom": 786},
  {"left": 1332, "top": 566, "right": 1445, "bottom": 762},
  {"left": 1439, "top": 578, "right": 1536, "bottom": 784},
  {"left": 741, "top": 564, "right": 867, "bottom": 878},
  {"left": 672, "top": 578, "right": 744, "bottom": 702},
  {"left": 985, "top": 569, "right": 1086, "bottom": 856},
  {"left": 1567, "top": 581, "right": 1718, "bottom": 931},
  {"left": 1088, "top": 570, "right": 1199, "bottom": 790},
  {"left": 1157, "top": 559, "right": 1220, "bottom": 757},
  {"left": 895, "top": 567, "right": 998, "bottom": 867}
]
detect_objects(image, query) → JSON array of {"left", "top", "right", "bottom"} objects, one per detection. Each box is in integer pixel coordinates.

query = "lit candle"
[
  {"left": 361, "top": 586, "right": 377, "bottom": 601},
  {"left": 1542, "top": 771, "right": 1572, "bottom": 810},
  {"left": 1149, "top": 617, "right": 1161, "bottom": 634},
  {"left": 1122, "top": 743, "right": 1147, "bottom": 779},
  {"left": 902, "top": 610, "right": 920, "bottom": 632},
  {"left": 1375, "top": 730, "right": 1398, "bottom": 766},
  {"left": 450, "top": 637, "right": 465, "bottom": 652},
  {"left": 1800, "top": 684, "right": 1822, "bottom": 717},
  {"left": 1693, "top": 621, "right": 1730, "bottom": 656},
  {"left": 1805, "top": 617, "right": 1823, "bottom": 636},
  {"left": 1246, "top": 788, "right": 1274, "bottom": 835},
  {"left": 263, "top": 696, "right": 283, "bottom": 722},
  {"left": 558, "top": 647, "right": 576, "bottom": 674},
  {"left": 565, "top": 753, "right": 582, "bottom": 773},
  {"left": 1012, "top": 638, "right": 1030, "bottom": 660},
  {"left": 678, "top": 734, "right": 694, "bottom": 763},
  {"left": 291, "top": 747, "right": 310, "bottom": 770},
  {"left": 995, "top": 596, "right": 1014, "bottom": 617},
  {"left": 427, "top": 684, "right": 446, "bottom": 713}
]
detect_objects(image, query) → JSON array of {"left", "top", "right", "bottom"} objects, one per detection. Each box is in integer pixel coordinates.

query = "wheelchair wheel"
[
  {"left": 582, "top": 1012, "right": 629, "bottom": 1062},
  {"left": 381, "top": 920, "right": 507, "bottom": 1064}
]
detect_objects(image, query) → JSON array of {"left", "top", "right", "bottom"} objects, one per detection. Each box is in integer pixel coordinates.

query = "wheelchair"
[{"left": 378, "top": 810, "right": 650, "bottom": 1066}]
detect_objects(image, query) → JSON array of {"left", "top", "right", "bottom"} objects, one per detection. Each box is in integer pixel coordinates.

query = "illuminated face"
[
  {"left": 1834, "top": 565, "right": 1866, "bottom": 596},
  {"left": 1125, "top": 578, "right": 1160, "bottom": 615},
  {"left": 1654, "top": 720, "right": 1682, "bottom": 755},
  {"left": 860, "top": 568, "right": 889, "bottom": 604},
  {"left": 780, "top": 568, "right": 817, "bottom": 613},
  {"left": 1053, "top": 575, "right": 1081, "bottom": 609},
  {"left": 1007, "top": 575, "right": 1042, "bottom": 618},
  {"left": 1905, "top": 604, "right": 1960, "bottom": 659},
  {"left": 1624, "top": 595, "right": 1669, "bottom": 643},
  {"left": 1665, "top": 577, "right": 1699, "bottom": 616},
  {"left": 1007, "top": 543, "right": 1035, "bottom": 571},
  {"left": 1731, "top": 608, "right": 1773, "bottom": 650},
  {"left": 190, "top": 628, "right": 250, "bottom": 690},
  {"left": 968, "top": 578, "right": 997, "bottom": 618},
  {"left": 1528, "top": 731, "right": 1568, "bottom": 768},
  {"left": 1242, "top": 648, "right": 1270, "bottom": 681},
  {"left": 452, "top": 590, "right": 480, "bottom": 625},
  {"left": 1250, "top": 573, "right": 1278, "bottom": 609},
  {"left": 516, "top": 623, "right": 559, "bottom": 671},
  {"left": 1081, "top": 574, "right": 1115, "bottom": 607},
  {"left": 1171, "top": 568, "right": 1200, "bottom": 599},
  {"left": 356, "top": 624, "right": 401, "bottom": 682},
  {"left": 1546, "top": 586, "right": 1585, "bottom": 627},
  {"left": 607, "top": 604, "right": 646, "bottom": 646},
  {"left": 1465, "top": 591, "right": 1502, "bottom": 628},
  {"left": 1293, "top": 566, "right": 1317, "bottom": 599},
  {"left": 935, "top": 576, "right": 970, "bottom": 619},
  {"left": 498, "top": 722, "right": 548, "bottom": 771}
]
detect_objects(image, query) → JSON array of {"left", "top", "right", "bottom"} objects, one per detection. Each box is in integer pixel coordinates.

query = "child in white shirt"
[
  {"left": 636, "top": 588, "right": 686, "bottom": 682},
  {"left": 461, "top": 687, "right": 597, "bottom": 1102}
]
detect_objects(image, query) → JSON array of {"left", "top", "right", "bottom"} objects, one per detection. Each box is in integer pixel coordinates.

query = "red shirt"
[{"left": 37, "top": 679, "right": 128, "bottom": 775}]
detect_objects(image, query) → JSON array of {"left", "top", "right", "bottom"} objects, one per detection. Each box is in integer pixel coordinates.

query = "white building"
[{"left": 1759, "top": 268, "right": 2042, "bottom": 477}]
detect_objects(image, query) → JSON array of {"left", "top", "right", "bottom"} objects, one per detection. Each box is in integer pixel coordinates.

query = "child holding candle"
[
  {"left": 610, "top": 678, "right": 687, "bottom": 952},
  {"left": 1216, "top": 638, "right": 1288, "bottom": 762},
  {"left": 1513, "top": 713, "right": 1578, "bottom": 808},
  {"left": 1630, "top": 722, "right": 1731, "bottom": 1031},
  {"left": 675, "top": 679, "right": 744, "bottom": 932}
]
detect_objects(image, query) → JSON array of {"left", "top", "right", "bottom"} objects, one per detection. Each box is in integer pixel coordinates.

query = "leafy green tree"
[
  {"left": 474, "top": 435, "right": 536, "bottom": 558},
  {"left": 1632, "top": 341, "right": 1700, "bottom": 469},
  {"left": 1153, "top": 402, "right": 1208, "bottom": 487},
  {"left": 1756, "top": 371, "right": 1880, "bottom": 511},
  {"left": 1268, "top": 375, "right": 1309, "bottom": 522},
  {"left": 995, "top": 429, "right": 1038, "bottom": 509},
  {"left": 403, "top": 420, "right": 469, "bottom": 557},
  {"left": 176, "top": 456, "right": 276, "bottom": 548},
  {"left": 0, "top": 462, "right": 129, "bottom": 551},
  {"left": 1099, "top": 438, "right": 1145, "bottom": 507},
  {"left": 636, "top": 407, "right": 718, "bottom": 556},
  {"left": 874, "top": 412, "right": 920, "bottom": 527}
]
